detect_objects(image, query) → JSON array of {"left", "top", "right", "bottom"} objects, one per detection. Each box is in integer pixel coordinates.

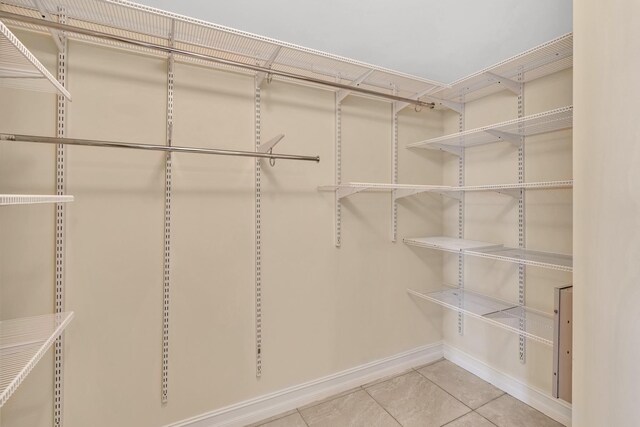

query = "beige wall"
[
  {"left": 0, "top": 30, "right": 443, "bottom": 427},
  {"left": 435, "top": 69, "right": 573, "bottom": 395},
  {"left": 574, "top": 1, "right": 640, "bottom": 426}
]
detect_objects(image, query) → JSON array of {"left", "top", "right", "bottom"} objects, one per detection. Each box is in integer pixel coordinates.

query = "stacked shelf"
[
  {"left": 429, "top": 33, "right": 573, "bottom": 104},
  {"left": 0, "top": 0, "right": 444, "bottom": 100},
  {"left": 318, "top": 183, "right": 448, "bottom": 200},
  {"left": 408, "top": 106, "right": 573, "bottom": 154},
  {"left": 404, "top": 236, "right": 572, "bottom": 272},
  {"left": 0, "top": 20, "right": 71, "bottom": 99},
  {"left": 0, "top": 194, "right": 74, "bottom": 205},
  {"left": 407, "top": 287, "right": 553, "bottom": 346},
  {"left": 319, "top": 180, "right": 573, "bottom": 200},
  {"left": 0, "top": 312, "right": 74, "bottom": 407}
]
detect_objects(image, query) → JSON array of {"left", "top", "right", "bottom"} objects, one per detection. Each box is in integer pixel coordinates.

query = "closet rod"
[
  {"left": 0, "top": 11, "right": 435, "bottom": 109},
  {"left": 0, "top": 134, "right": 320, "bottom": 162}
]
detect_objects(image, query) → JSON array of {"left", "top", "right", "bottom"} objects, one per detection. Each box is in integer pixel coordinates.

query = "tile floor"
[{"left": 249, "top": 359, "right": 564, "bottom": 427}]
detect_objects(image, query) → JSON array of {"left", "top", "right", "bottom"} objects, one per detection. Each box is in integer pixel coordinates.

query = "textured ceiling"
[{"left": 135, "top": 0, "right": 572, "bottom": 83}]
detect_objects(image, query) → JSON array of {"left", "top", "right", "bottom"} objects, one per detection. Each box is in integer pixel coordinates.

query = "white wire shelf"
[
  {"left": 0, "top": 0, "right": 445, "bottom": 101},
  {"left": 408, "top": 287, "right": 554, "bottom": 346},
  {"left": 318, "top": 182, "right": 449, "bottom": 200},
  {"left": 404, "top": 236, "right": 502, "bottom": 253},
  {"left": 467, "top": 246, "right": 572, "bottom": 272},
  {"left": 0, "top": 312, "right": 74, "bottom": 407},
  {"left": 0, "top": 19, "right": 71, "bottom": 99},
  {"left": 0, "top": 194, "right": 74, "bottom": 205},
  {"left": 408, "top": 106, "right": 573, "bottom": 154},
  {"left": 319, "top": 180, "right": 573, "bottom": 200},
  {"left": 404, "top": 236, "right": 572, "bottom": 271},
  {"left": 429, "top": 33, "right": 573, "bottom": 104}
]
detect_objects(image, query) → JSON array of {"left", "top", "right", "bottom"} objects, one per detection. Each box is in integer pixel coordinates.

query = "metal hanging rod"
[
  {"left": 0, "top": 134, "right": 320, "bottom": 162},
  {"left": 0, "top": 11, "right": 435, "bottom": 109}
]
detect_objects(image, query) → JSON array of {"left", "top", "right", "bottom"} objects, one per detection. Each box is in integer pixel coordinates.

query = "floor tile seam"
[
  {"left": 474, "top": 392, "right": 508, "bottom": 413},
  {"left": 413, "top": 368, "right": 476, "bottom": 411},
  {"left": 295, "top": 408, "right": 310, "bottom": 427},
  {"left": 474, "top": 410, "right": 500, "bottom": 427},
  {"left": 362, "top": 386, "right": 405, "bottom": 427}
]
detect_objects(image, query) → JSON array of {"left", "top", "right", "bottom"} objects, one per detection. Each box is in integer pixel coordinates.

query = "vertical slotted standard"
[
  {"left": 53, "top": 9, "right": 67, "bottom": 427},
  {"left": 334, "top": 96, "right": 343, "bottom": 247},
  {"left": 254, "top": 80, "right": 263, "bottom": 377},
  {"left": 391, "top": 92, "right": 399, "bottom": 242},
  {"left": 161, "top": 20, "right": 175, "bottom": 403},
  {"left": 457, "top": 98, "right": 466, "bottom": 335},
  {"left": 517, "top": 69, "right": 526, "bottom": 363}
]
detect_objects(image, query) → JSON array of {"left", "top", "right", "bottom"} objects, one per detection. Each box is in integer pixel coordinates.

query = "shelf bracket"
[
  {"left": 394, "top": 87, "right": 438, "bottom": 113},
  {"left": 31, "top": 0, "right": 64, "bottom": 52},
  {"left": 336, "top": 69, "right": 375, "bottom": 103},
  {"left": 337, "top": 186, "right": 367, "bottom": 200},
  {"left": 394, "top": 188, "right": 429, "bottom": 200},
  {"left": 484, "top": 71, "right": 521, "bottom": 95},
  {"left": 485, "top": 129, "right": 522, "bottom": 147},
  {"left": 431, "top": 143, "right": 463, "bottom": 157},
  {"left": 256, "top": 46, "right": 282, "bottom": 88},
  {"left": 257, "top": 134, "right": 285, "bottom": 153},
  {"left": 428, "top": 98, "right": 464, "bottom": 114},
  {"left": 434, "top": 190, "right": 462, "bottom": 201},
  {"left": 494, "top": 189, "right": 521, "bottom": 198}
]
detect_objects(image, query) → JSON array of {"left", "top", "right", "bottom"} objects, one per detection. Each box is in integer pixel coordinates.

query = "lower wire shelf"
[
  {"left": 0, "top": 194, "right": 74, "bottom": 206},
  {"left": 0, "top": 312, "right": 74, "bottom": 407},
  {"left": 408, "top": 287, "right": 553, "bottom": 346}
]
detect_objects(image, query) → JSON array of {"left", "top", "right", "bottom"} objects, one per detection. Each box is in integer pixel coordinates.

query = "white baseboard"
[
  {"left": 165, "top": 342, "right": 444, "bottom": 427},
  {"left": 443, "top": 343, "right": 572, "bottom": 427}
]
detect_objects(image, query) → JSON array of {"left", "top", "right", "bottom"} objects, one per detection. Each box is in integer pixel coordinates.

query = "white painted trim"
[
  {"left": 443, "top": 343, "right": 572, "bottom": 427},
  {"left": 164, "top": 342, "right": 444, "bottom": 427}
]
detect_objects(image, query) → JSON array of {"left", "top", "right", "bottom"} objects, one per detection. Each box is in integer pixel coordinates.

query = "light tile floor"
[{"left": 250, "top": 359, "right": 564, "bottom": 427}]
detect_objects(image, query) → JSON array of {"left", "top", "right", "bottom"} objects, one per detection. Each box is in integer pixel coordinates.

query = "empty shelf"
[
  {"left": 405, "top": 236, "right": 572, "bottom": 271},
  {"left": 0, "top": 194, "right": 74, "bottom": 206},
  {"left": 467, "top": 246, "right": 572, "bottom": 272},
  {"left": 408, "top": 287, "right": 553, "bottom": 346},
  {"left": 408, "top": 106, "right": 572, "bottom": 154},
  {"left": 430, "top": 33, "right": 572, "bottom": 103},
  {"left": 0, "top": 20, "right": 71, "bottom": 99},
  {"left": 318, "top": 182, "right": 448, "bottom": 200},
  {"left": 0, "top": 0, "right": 443, "bottom": 101},
  {"left": 0, "top": 312, "right": 74, "bottom": 407},
  {"left": 404, "top": 236, "right": 502, "bottom": 253},
  {"left": 436, "top": 180, "right": 573, "bottom": 198}
]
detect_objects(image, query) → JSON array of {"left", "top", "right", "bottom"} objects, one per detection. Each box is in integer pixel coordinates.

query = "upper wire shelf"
[
  {"left": 429, "top": 33, "right": 573, "bottom": 104},
  {"left": 408, "top": 287, "right": 554, "bottom": 346},
  {"left": 319, "top": 180, "right": 572, "bottom": 200},
  {"left": 0, "top": 194, "right": 74, "bottom": 205},
  {"left": 404, "top": 236, "right": 572, "bottom": 272},
  {"left": 0, "top": 19, "right": 71, "bottom": 99},
  {"left": 0, "top": 312, "right": 74, "bottom": 407},
  {"left": 407, "top": 106, "right": 573, "bottom": 154},
  {"left": 0, "top": 0, "right": 446, "bottom": 102}
]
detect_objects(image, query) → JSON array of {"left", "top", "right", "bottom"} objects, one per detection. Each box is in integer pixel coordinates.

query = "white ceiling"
[{"left": 135, "top": 0, "right": 572, "bottom": 84}]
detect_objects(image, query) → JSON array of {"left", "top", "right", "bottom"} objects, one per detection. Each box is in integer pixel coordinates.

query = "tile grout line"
[
  {"left": 413, "top": 366, "right": 477, "bottom": 412},
  {"left": 440, "top": 411, "right": 472, "bottom": 427},
  {"left": 362, "top": 386, "right": 404, "bottom": 427},
  {"left": 472, "top": 410, "right": 500, "bottom": 427},
  {"left": 295, "top": 408, "right": 310, "bottom": 427}
]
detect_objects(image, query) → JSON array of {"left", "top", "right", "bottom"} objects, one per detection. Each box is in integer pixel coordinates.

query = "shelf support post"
[
  {"left": 256, "top": 46, "right": 281, "bottom": 88},
  {"left": 517, "top": 68, "right": 527, "bottom": 364},
  {"left": 254, "top": 78, "right": 264, "bottom": 377},
  {"left": 53, "top": 8, "right": 67, "bottom": 427},
  {"left": 457, "top": 96, "right": 466, "bottom": 336},
  {"left": 391, "top": 87, "right": 399, "bottom": 242},
  {"left": 334, "top": 95, "right": 343, "bottom": 247},
  {"left": 161, "top": 19, "right": 175, "bottom": 404}
]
